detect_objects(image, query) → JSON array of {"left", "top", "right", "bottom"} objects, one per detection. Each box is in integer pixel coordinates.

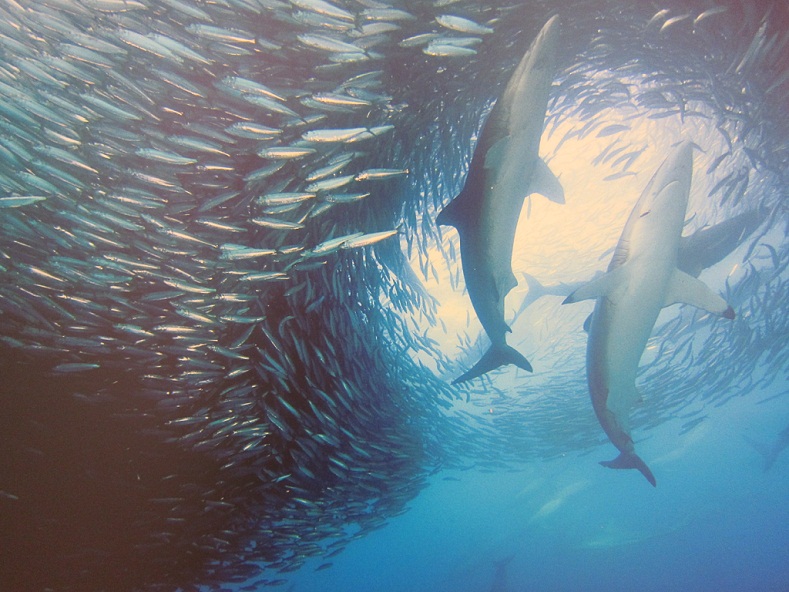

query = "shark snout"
[
  {"left": 669, "top": 140, "right": 694, "bottom": 176},
  {"left": 651, "top": 140, "right": 693, "bottom": 208},
  {"left": 535, "top": 15, "right": 561, "bottom": 57}
]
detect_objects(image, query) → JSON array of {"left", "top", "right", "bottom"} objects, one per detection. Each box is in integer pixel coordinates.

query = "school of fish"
[{"left": 0, "top": 0, "right": 786, "bottom": 590}]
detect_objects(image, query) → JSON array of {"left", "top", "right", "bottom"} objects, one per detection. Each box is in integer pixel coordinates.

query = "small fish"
[
  {"left": 220, "top": 76, "right": 286, "bottom": 102},
  {"left": 117, "top": 30, "right": 181, "bottom": 61},
  {"left": 596, "top": 123, "right": 630, "bottom": 137},
  {"left": 694, "top": 6, "right": 727, "bottom": 26},
  {"left": 259, "top": 193, "right": 315, "bottom": 207},
  {"left": 362, "top": 8, "right": 416, "bottom": 21},
  {"left": 398, "top": 33, "right": 440, "bottom": 48},
  {"left": 187, "top": 24, "right": 257, "bottom": 44},
  {"left": 291, "top": 0, "right": 355, "bottom": 22},
  {"left": 219, "top": 244, "right": 278, "bottom": 260},
  {"left": 355, "top": 168, "right": 408, "bottom": 181},
  {"left": 304, "top": 153, "right": 357, "bottom": 182},
  {"left": 309, "top": 92, "right": 371, "bottom": 109},
  {"left": 251, "top": 217, "right": 305, "bottom": 231},
  {"left": 342, "top": 229, "right": 398, "bottom": 249},
  {"left": 435, "top": 14, "right": 493, "bottom": 35},
  {"left": 646, "top": 8, "right": 670, "bottom": 29},
  {"left": 309, "top": 232, "right": 364, "bottom": 256},
  {"left": 603, "top": 171, "right": 638, "bottom": 181},
  {"left": 240, "top": 94, "right": 301, "bottom": 118},
  {"left": 238, "top": 271, "right": 289, "bottom": 283},
  {"left": 0, "top": 195, "right": 47, "bottom": 208},
  {"left": 135, "top": 148, "right": 197, "bottom": 165},
  {"left": 53, "top": 362, "right": 100, "bottom": 373},
  {"left": 305, "top": 174, "right": 356, "bottom": 193},
  {"left": 297, "top": 33, "right": 365, "bottom": 54},
  {"left": 225, "top": 122, "right": 281, "bottom": 139},
  {"left": 323, "top": 192, "right": 369, "bottom": 203},
  {"left": 660, "top": 14, "right": 691, "bottom": 33},
  {"left": 244, "top": 162, "right": 286, "bottom": 182},
  {"left": 81, "top": 0, "right": 146, "bottom": 12},
  {"left": 258, "top": 146, "right": 317, "bottom": 159},
  {"left": 161, "top": 0, "right": 211, "bottom": 20},
  {"left": 162, "top": 278, "right": 215, "bottom": 294},
  {"left": 423, "top": 43, "right": 477, "bottom": 57},
  {"left": 167, "top": 135, "right": 229, "bottom": 156},
  {"left": 302, "top": 127, "right": 369, "bottom": 143}
]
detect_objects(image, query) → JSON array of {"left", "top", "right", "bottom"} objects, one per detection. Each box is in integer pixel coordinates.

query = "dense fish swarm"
[{"left": 0, "top": 0, "right": 786, "bottom": 590}]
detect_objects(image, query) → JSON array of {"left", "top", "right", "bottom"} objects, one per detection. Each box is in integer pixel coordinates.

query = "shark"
[
  {"left": 563, "top": 141, "right": 735, "bottom": 486},
  {"left": 489, "top": 555, "right": 515, "bottom": 592},
  {"left": 676, "top": 207, "right": 763, "bottom": 278},
  {"left": 744, "top": 423, "right": 789, "bottom": 472},
  {"left": 437, "top": 15, "right": 565, "bottom": 384}
]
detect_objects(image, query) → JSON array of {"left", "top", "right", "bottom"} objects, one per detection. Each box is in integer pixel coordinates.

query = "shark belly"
[{"left": 591, "top": 291, "right": 655, "bottom": 423}]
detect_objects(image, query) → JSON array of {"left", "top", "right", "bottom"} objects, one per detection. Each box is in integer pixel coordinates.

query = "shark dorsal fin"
[
  {"left": 484, "top": 141, "right": 566, "bottom": 206},
  {"left": 483, "top": 136, "right": 510, "bottom": 171}
]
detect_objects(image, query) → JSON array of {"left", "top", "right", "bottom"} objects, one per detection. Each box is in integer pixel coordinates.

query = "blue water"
[
  {"left": 282, "top": 389, "right": 789, "bottom": 592},
  {"left": 0, "top": 0, "right": 786, "bottom": 591}
]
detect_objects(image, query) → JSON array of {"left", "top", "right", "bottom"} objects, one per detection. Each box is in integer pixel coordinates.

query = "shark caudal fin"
[
  {"left": 600, "top": 452, "right": 657, "bottom": 487},
  {"left": 452, "top": 342, "right": 533, "bottom": 385},
  {"left": 742, "top": 435, "right": 777, "bottom": 472}
]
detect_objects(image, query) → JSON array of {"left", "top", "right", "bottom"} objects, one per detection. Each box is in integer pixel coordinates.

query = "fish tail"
[
  {"left": 600, "top": 452, "right": 657, "bottom": 487},
  {"left": 451, "top": 343, "right": 532, "bottom": 384}
]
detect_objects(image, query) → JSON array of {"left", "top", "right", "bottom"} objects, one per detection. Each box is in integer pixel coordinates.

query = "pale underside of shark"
[
  {"left": 563, "top": 141, "right": 735, "bottom": 486},
  {"left": 437, "top": 15, "right": 565, "bottom": 384}
]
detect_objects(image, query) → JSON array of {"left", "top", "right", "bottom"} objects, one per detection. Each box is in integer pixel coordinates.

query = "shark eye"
[{"left": 639, "top": 210, "right": 651, "bottom": 218}]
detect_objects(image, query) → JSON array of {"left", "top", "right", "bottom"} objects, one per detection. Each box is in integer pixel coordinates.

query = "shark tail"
[
  {"left": 494, "top": 554, "right": 515, "bottom": 569},
  {"left": 452, "top": 342, "right": 532, "bottom": 385},
  {"left": 600, "top": 452, "right": 657, "bottom": 487}
]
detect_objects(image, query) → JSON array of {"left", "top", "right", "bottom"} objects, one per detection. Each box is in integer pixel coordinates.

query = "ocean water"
[{"left": 0, "top": 1, "right": 786, "bottom": 591}]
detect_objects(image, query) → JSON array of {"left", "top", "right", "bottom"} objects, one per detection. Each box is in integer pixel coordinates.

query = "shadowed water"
[{"left": 0, "top": 0, "right": 786, "bottom": 591}]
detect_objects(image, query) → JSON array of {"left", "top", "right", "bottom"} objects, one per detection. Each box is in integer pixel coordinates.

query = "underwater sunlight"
[{"left": 0, "top": 0, "right": 786, "bottom": 591}]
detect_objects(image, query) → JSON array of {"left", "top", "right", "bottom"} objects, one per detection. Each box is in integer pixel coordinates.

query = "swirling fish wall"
[{"left": 0, "top": 0, "right": 785, "bottom": 590}]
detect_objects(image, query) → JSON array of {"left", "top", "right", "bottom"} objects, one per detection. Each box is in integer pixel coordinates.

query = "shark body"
[
  {"left": 437, "top": 15, "right": 565, "bottom": 384},
  {"left": 563, "top": 142, "right": 735, "bottom": 486}
]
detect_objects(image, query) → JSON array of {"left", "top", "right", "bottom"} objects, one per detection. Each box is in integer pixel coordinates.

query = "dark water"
[{"left": 0, "top": 0, "right": 786, "bottom": 591}]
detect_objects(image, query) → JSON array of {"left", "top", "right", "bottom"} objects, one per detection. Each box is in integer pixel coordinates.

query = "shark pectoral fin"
[
  {"left": 483, "top": 136, "right": 510, "bottom": 171},
  {"left": 530, "top": 157, "right": 565, "bottom": 204},
  {"left": 664, "top": 269, "right": 735, "bottom": 318},
  {"left": 562, "top": 266, "right": 627, "bottom": 305},
  {"left": 600, "top": 452, "right": 657, "bottom": 487}
]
